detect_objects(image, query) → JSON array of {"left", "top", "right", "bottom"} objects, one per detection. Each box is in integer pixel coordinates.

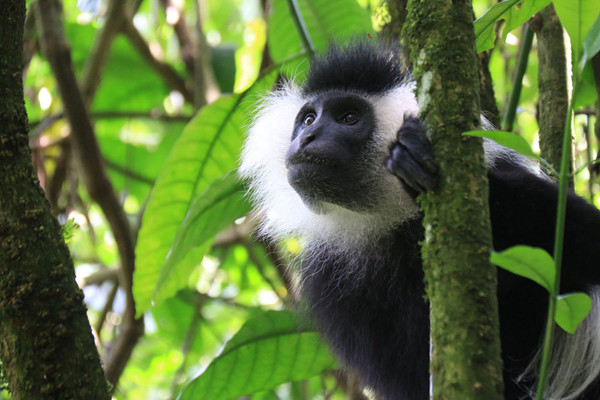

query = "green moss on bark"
[
  {"left": 0, "top": 2, "right": 110, "bottom": 399},
  {"left": 403, "top": 0, "right": 504, "bottom": 399},
  {"left": 530, "top": 4, "right": 570, "bottom": 178}
]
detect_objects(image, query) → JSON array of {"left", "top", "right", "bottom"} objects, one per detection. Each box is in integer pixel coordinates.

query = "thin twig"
[
  {"left": 80, "top": 0, "right": 131, "bottom": 105},
  {"left": 120, "top": 17, "right": 194, "bottom": 103},
  {"left": 29, "top": 111, "right": 191, "bottom": 134},
  {"left": 103, "top": 158, "right": 155, "bottom": 186}
]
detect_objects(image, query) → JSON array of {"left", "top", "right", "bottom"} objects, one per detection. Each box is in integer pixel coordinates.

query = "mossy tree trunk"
[
  {"left": 0, "top": 1, "right": 110, "bottom": 399},
  {"left": 530, "top": 4, "right": 571, "bottom": 178},
  {"left": 403, "top": 0, "right": 504, "bottom": 399}
]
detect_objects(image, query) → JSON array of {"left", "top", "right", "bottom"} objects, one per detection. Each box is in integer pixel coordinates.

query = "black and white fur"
[{"left": 239, "top": 41, "right": 600, "bottom": 399}]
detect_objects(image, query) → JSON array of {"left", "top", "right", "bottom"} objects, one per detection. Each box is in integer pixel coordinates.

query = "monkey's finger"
[
  {"left": 387, "top": 143, "right": 437, "bottom": 193},
  {"left": 396, "top": 117, "right": 438, "bottom": 177}
]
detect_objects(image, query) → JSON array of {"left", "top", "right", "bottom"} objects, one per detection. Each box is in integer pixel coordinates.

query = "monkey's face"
[{"left": 285, "top": 92, "right": 378, "bottom": 212}]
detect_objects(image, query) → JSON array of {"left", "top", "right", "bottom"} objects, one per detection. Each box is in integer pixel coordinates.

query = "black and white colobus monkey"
[{"left": 239, "top": 40, "right": 600, "bottom": 399}]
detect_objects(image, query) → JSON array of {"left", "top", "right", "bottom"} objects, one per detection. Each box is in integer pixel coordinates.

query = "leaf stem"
[
  {"left": 534, "top": 93, "right": 574, "bottom": 400},
  {"left": 501, "top": 23, "right": 534, "bottom": 131},
  {"left": 286, "top": 0, "right": 316, "bottom": 55}
]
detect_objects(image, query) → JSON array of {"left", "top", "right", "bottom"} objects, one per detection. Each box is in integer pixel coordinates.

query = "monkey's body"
[
  {"left": 240, "top": 41, "right": 600, "bottom": 399},
  {"left": 302, "top": 143, "right": 600, "bottom": 399}
]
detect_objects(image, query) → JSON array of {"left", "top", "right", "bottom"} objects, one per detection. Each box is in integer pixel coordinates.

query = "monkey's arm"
[{"left": 387, "top": 117, "right": 600, "bottom": 288}]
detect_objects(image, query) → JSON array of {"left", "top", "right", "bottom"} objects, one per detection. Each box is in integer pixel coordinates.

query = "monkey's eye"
[
  {"left": 340, "top": 112, "right": 359, "bottom": 125},
  {"left": 303, "top": 113, "right": 316, "bottom": 126}
]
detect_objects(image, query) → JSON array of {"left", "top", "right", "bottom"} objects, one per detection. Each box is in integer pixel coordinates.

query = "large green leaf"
[
  {"left": 490, "top": 246, "right": 555, "bottom": 292},
  {"left": 474, "top": 0, "right": 520, "bottom": 52},
  {"left": 553, "top": 0, "right": 600, "bottom": 71},
  {"left": 134, "top": 72, "right": 277, "bottom": 315},
  {"left": 503, "top": 0, "right": 551, "bottom": 40},
  {"left": 555, "top": 293, "right": 593, "bottom": 334},
  {"left": 134, "top": 95, "right": 243, "bottom": 314},
  {"left": 178, "top": 310, "right": 337, "bottom": 400},
  {"left": 581, "top": 13, "right": 600, "bottom": 72},
  {"left": 152, "top": 175, "right": 252, "bottom": 305},
  {"left": 473, "top": 0, "right": 551, "bottom": 52},
  {"left": 97, "top": 119, "right": 184, "bottom": 199},
  {"left": 463, "top": 130, "right": 538, "bottom": 159},
  {"left": 267, "top": 0, "right": 373, "bottom": 63}
]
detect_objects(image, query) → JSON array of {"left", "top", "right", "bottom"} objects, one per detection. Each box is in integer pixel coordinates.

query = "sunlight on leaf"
[
  {"left": 134, "top": 95, "right": 245, "bottom": 315},
  {"left": 553, "top": 0, "right": 600, "bottom": 71},
  {"left": 555, "top": 293, "right": 592, "bottom": 334},
  {"left": 490, "top": 246, "right": 555, "bottom": 292},
  {"left": 61, "top": 218, "right": 79, "bottom": 244},
  {"left": 503, "top": 0, "right": 551, "bottom": 41},
  {"left": 474, "top": 0, "right": 520, "bottom": 52},
  {"left": 152, "top": 175, "right": 252, "bottom": 305},
  {"left": 178, "top": 310, "right": 337, "bottom": 400},
  {"left": 464, "top": 130, "right": 539, "bottom": 159},
  {"left": 134, "top": 72, "right": 277, "bottom": 315},
  {"left": 580, "top": 13, "right": 600, "bottom": 73},
  {"left": 268, "top": 0, "right": 372, "bottom": 63}
]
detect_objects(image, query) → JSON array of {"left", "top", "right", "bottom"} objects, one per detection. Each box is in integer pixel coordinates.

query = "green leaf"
[
  {"left": 178, "top": 310, "right": 337, "bottom": 400},
  {"left": 573, "top": 62, "right": 599, "bottom": 108},
  {"left": 268, "top": 0, "right": 372, "bottom": 63},
  {"left": 134, "top": 95, "right": 244, "bottom": 315},
  {"left": 555, "top": 293, "right": 593, "bottom": 334},
  {"left": 503, "top": 0, "right": 551, "bottom": 40},
  {"left": 490, "top": 246, "right": 555, "bottom": 292},
  {"left": 580, "top": 12, "right": 600, "bottom": 72},
  {"left": 474, "top": 0, "right": 520, "bottom": 52},
  {"left": 463, "top": 130, "right": 539, "bottom": 159},
  {"left": 134, "top": 72, "right": 278, "bottom": 315},
  {"left": 61, "top": 219, "right": 79, "bottom": 244},
  {"left": 151, "top": 175, "right": 251, "bottom": 305},
  {"left": 553, "top": 0, "right": 600, "bottom": 72},
  {"left": 98, "top": 119, "right": 184, "bottom": 200}
]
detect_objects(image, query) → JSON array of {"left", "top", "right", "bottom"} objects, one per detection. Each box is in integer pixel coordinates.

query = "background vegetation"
[{"left": 1, "top": 0, "right": 599, "bottom": 399}]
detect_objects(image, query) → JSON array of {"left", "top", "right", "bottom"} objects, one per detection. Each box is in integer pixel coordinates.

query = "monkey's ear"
[{"left": 386, "top": 116, "right": 438, "bottom": 195}]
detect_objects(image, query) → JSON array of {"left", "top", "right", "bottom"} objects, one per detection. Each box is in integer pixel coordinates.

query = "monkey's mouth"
[{"left": 285, "top": 153, "right": 336, "bottom": 169}]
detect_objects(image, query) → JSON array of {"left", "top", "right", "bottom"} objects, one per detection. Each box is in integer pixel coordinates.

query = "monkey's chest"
[{"left": 300, "top": 246, "right": 430, "bottom": 399}]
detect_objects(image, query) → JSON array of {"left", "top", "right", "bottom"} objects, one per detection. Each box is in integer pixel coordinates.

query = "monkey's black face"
[{"left": 285, "top": 92, "right": 376, "bottom": 211}]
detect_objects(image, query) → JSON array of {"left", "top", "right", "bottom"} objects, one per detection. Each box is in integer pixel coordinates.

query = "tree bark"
[
  {"left": 0, "top": 1, "right": 109, "bottom": 399},
  {"left": 478, "top": 51, "right": 500, "bottom": 127},
  {"left": 403, "top": 0, "right": 504, "bottom": 399},
  {"left": 530, "top": 4, "right": 570, "bottom": 178},
  {"left": 380, "top": 0, "right": 408, "bottom": 41}
]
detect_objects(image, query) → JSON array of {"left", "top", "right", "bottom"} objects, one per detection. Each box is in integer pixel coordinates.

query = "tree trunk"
[
  {"left": 530, "top": 4, "right": 570, "bottom": 178},
  {"left": 0, "top": 1, "right": 110, "bottom": 399},
  {"left": 403, "top": 0, "right": 504, "bottom": 399}
]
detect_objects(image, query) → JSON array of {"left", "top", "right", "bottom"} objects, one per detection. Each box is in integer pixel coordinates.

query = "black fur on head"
[{"left": 301, "top": 39, "right": 410, "bottom": 96}]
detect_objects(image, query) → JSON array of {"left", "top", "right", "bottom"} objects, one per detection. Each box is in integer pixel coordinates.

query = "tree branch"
[
  {"left": 530, "top": 5, "right": 570, "bottom": 177},
  {"left": 159, "top": 0, "right": 196, "bottom": 75},
  {"left": 404, "top": 0, "right": 504, "bottom": 397},
  {"left": 120, "top": 17, "right": 194, "bottom": 104},
  {"left": 79, "top": 0, "right": 131, "bottom": 105},
  {"left": 29, "top": 111, "right": 191, "bottom": 136},
  {"left": 35, "top": 0, "right": 143, "bottom": 388}
]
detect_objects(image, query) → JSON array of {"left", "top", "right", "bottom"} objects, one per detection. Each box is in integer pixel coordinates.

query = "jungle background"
[{"left": 1, "top": 0, "right": 600, "bottom": 399}]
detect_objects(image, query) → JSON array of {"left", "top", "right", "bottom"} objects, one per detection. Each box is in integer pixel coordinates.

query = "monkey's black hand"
[{"left": 386, "top": 116, "right": 438, "bottom": 195}]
